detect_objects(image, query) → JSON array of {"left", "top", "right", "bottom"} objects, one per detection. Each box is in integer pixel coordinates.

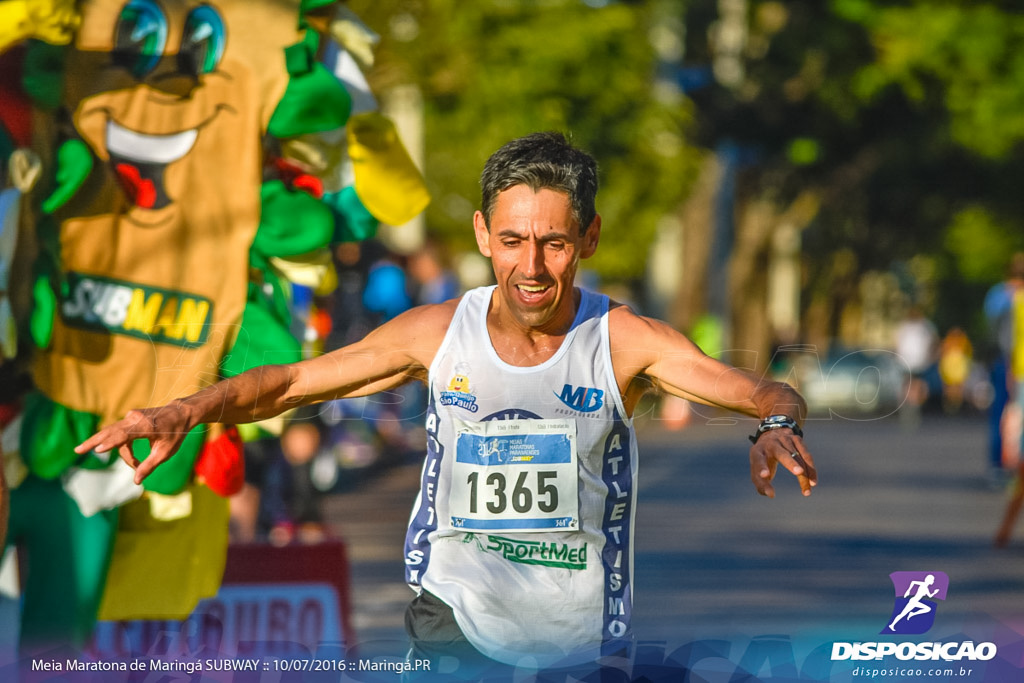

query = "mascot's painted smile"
[
  {"left": 106, "top": 119, "right": 198, "bottom": 209},
  {"left": 68, "top": 0, "right": 236, "bottom": 215}
]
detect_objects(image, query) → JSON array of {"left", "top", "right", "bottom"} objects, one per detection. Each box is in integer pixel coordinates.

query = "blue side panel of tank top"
[{"left": 404, "top": 396, "right": 444, "bottom": 585}]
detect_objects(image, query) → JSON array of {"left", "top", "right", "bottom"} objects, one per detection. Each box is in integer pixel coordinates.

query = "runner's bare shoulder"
[
  {"left": 605, "top": 296, "right": 706, "bottom": 380},
  {"left": 606, "top": 297, "right": 663, "bottom": 343},
  {"left": 362, "top": 297, "right": 462, "bottom": 365}
]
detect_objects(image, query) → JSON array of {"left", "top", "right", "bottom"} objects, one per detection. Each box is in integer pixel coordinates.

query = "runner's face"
[{"left": 474, "top": 185, "right": 599, "bottom": 332}]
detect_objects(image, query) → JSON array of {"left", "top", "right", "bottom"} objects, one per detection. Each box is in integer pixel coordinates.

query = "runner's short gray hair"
[{"left": 479, "top": 132, "right": 598, "bottom": 235}]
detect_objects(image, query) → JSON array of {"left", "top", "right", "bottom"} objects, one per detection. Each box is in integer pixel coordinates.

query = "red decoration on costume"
[
  {"left": 0, "top": 402, "right": 20, "bottom": 430},
  {"left": 194, "top": 426, "right": 245, "bottom": 497},
  {"left": 292, "top": 174, "right": 323, "bottom": 198},
  {"left": 271, "top": 158, "right": 324, "bottom": 198},
  {"left": 0, "top": 48, "right": 32, "bottom": 146}
]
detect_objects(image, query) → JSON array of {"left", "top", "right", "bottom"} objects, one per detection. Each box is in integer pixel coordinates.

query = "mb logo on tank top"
[{"left": 555, "top": 384, "right": 605, "bottom": 413}]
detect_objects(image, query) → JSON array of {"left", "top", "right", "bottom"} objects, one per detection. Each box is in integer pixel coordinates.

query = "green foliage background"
[
  {"left": 349, "top": 0, "right": 1024, "bottom": 339},
  {"left": 349, "top": 0, "right": 699, "bottom": 282}
]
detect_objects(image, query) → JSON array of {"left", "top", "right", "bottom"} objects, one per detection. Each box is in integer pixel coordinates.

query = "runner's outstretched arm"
[
  {"left": 75, "top": 302, "right": 454, "bottom": 484},
  {"left": 611, "top": 306, "right": 816, "bottom": 498}
]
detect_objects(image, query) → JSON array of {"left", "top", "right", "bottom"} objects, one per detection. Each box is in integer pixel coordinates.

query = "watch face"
[{"left": 763, "top": 415, "right": 792, "bottom": 425}]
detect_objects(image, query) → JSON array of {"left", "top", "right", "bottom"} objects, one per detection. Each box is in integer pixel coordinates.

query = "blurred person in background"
[
  {"left": 362, "top": 247, "right": 413, "bottom": 323},
  {"left": 327, "top": 242, "right": 379, "bottom": 350},
  {"left": 267, "top": 411, "right": 328, "bottom": 545},
  {"left": 230, "top": 408, "right": 327, "bottom": 545},
  {"left": 408, "top": 240, "right": 460, "bottom": 307},
  {"left": 993, "top": 253, "right": 1024, "bottom": 546},
  {"left": 984, "top": 252, "right": 1024, "bottom": 486},
  {"left": 938, "top": 327, "right": 973, "bottom": 414},
  {"left": 317, "top": 241, "right": 421, "bottom": 472},
  {"left": 895, "top": 305, "right": 940, "bottom": 427}
]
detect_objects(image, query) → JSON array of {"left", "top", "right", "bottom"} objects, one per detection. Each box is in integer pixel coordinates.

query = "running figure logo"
[
  {"left": 477, "top": 438, "right": 508, "bottom": 464},
  {"left": 882, "top": 571, "right": 949, "bottom": 635}
]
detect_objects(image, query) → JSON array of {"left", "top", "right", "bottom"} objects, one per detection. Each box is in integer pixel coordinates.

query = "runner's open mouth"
[{"left": 514, "top": 283, "right": 554, "bottom": 306}]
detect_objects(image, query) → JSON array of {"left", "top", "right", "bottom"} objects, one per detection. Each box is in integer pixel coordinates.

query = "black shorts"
[
  {"left": 403, "top": 591, "right": 622, "bottom": 682},
  {"left": 404, "top": 590, "right": 505, "bottom": 680}
]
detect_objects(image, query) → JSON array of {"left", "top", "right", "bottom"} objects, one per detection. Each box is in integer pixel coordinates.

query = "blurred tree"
[
  {"left": 841, "top": 0, "right": 1024, "bottom": 161},
  {"left": 837, "top": 0, "right": 1024, "bottom": 336},
  {"left": 679, "top": 0, "right": 1024, "bottom": 359},
  {"left": 347, "top": 0, "right": 700, "bottom": 282},
  {"left": 345, "top": 1, "right": 1024, "bottom": 360}
]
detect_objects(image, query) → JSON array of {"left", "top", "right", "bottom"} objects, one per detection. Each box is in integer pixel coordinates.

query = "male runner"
[{"left": 76, "top": 132, "right": 817, "bottom": 674}]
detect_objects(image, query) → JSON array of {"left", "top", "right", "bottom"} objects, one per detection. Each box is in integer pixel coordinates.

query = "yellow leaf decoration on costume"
[
  {"left": 0, "top": 0, "right": 79, "bottom": 52},
  {"left": 97, "top": 484, "right": 229, "bottom": 621},
  {"left": 348, "top": 112, "right": 430, "bottom": 227}
]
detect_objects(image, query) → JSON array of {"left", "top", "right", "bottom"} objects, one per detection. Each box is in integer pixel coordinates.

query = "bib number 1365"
[
  {"left": 466, "top": 470, "right": 559, "bottom": 515},
  {"left": 450, "top": 418, "right": 578, "bottom": 532}
]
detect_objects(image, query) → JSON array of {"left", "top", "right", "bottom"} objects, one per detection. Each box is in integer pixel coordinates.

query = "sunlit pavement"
[{"left": 322, "top": 410, "right": 1022, "bottom": 655}]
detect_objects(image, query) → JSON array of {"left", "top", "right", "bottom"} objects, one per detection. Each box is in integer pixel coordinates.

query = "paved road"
[{"left": 323, "top": 411, "right": 1024, "bottom": 660}]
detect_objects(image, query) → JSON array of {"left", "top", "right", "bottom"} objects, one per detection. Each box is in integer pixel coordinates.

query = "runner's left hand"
[{"left": 749, "top": 429, "right": 816, "bottom": 498}]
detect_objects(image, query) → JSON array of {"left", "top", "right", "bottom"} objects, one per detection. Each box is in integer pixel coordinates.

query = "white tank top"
[{"left": 403, "top": 286, "right": 639, "bottom": 667}]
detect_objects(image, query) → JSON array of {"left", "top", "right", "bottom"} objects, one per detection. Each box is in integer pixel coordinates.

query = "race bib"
[{"left": 450, "top": 418, "right": 579, "bottom": 533}]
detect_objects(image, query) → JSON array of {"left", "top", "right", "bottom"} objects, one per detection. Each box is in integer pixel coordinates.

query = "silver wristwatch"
[{"left": 748, "top": 414, "right": 803, "bottom": 444}]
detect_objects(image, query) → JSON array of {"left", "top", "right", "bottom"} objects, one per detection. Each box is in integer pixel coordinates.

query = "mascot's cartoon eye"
[
  {"left": 179, "top": 5, "right": 226, "bottom": 77},
  {"left": 112, "top": 0, "right": 169, "bottom": 78}
]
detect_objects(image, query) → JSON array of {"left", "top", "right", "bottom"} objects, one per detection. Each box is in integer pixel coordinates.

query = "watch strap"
[{"left": 748, "top": 415, "right": 804, "bottom": 444}]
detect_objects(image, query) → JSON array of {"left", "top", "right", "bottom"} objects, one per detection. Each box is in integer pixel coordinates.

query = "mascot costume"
[{"left": 0, "top": 0, "right": 428, "bottom": 656}]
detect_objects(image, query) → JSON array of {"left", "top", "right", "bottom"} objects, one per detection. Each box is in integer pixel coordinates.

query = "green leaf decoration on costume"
[
  {"left": 253, "top": 180, "right": 335, "bottom": 258},
  {"left": 324, "top": 186, "right": 378, "bottom": 243},
  {"left": 300, "top": 0, "right": 336, "bottom": 14},
  {"left": 131, "top": 426, "right": 207, "bottom": 495},
  {"left": 41, "top": 139, "right": 93, "bottom": 215},
  {"left": 22, "top": 40, "right": 68, "bottom": 110},
  {"left": 257, "top": 268, "right": 292, "bottom": 326},
  {"left": 247, "top": 180, "right": 335, "bottom": 343},
  {"left": 19, "top": 392, "right": 99, "bottom": 479},
  {"left": 29, "top": 274, "right": 56, "bottom": 349},
  {"left": 267, "top": 32, "right": 352, "bottom": 138},
  {"left": 30, "top": 213, "right": 64, "bottom": 349},
  {"left": 242, "top": 270, "right": 291, "bottom": 335},
  {"left": 220, "top": 299, "right": 301, "bottom": 378}
]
